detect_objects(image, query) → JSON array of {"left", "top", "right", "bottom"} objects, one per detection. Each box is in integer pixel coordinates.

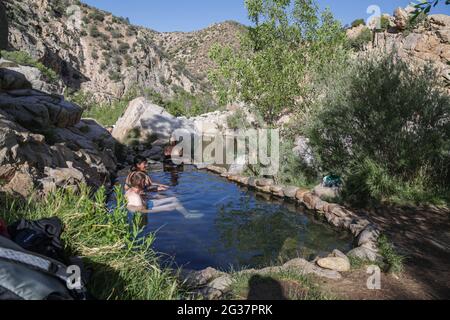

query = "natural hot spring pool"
[{"left": 120, "top": 165, "right": 353, "bottom": 271}]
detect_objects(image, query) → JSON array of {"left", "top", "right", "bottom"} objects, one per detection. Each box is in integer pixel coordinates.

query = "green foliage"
[
  {"left": 111, "top": 29, "right": 123, "bottom": 39},
  {"left": 209, "top": 0, "right": 348, "bottom": 125},
  {"left": 227, "top": 109, "right": 250, "bottom": 130},
  {"left": 378, "top": 235, "right": 405, "bottom": 274},
  {"left": 412, "top": 0, "right": 450, "bottom": 19},
  {"left": 81, "top": 88, "right": 138, "bottom": 126},
  {"left": 348, "top": 256, "right": 369, "bottom": 270},
  {"left": 145, "top": 87, "right": 219, "bottom": 118},
  {"left": 0, "top": 50, "right": 58, "bottom": 84},
  {"left": 275, "top": 139, "right": 318, "bottom": 189},
  {"left": 108, "top": 70, "right": 121, "bottom": 82},
  {"left": 351, "top": 18, "right": 366, "bottom": 28},
  {"left": 89, "top": 25, "right": 102, "bottom": 38},
  {"left": 0, "top": 186, "right": 181, "bottom": 300},
  {"left": 117, "top": 42, "right": 130, "bottom": 54},
  {"left": 346, "top": 27, "right": 372, "bottom": 50},
  {"left": 379, "top": 16, "right": 391, "bottom": 31},
  {"left": 306, "top": 53, "right": 450, "bottom": 206},
  {"left": 88, "top": 11, "right": 105, "bottom": 22}
]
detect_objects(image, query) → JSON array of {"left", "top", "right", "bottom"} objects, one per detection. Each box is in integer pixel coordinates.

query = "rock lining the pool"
[{"left": 185, "top": 164, "right": 383, "bottom": 299}]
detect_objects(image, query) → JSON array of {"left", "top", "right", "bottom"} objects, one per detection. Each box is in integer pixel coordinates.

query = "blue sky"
[{"left": 82, "top": 0, "right": 450, "bottom": 32}]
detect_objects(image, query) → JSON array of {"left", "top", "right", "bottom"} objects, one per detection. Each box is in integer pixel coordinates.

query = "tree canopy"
[{"left": 209, "top": 0, "right": 348, "bottom": 125}]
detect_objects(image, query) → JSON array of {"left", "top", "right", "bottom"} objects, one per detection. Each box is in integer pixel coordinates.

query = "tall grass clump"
[
  {"left": 307, "top": 53, "right": 450, "bottom": 206},
  {"left": 0, "top": 185, "right": 181, "bottom": 300},
  {"left": 378, "top": 235, "right": 405, "bottom": 274}
]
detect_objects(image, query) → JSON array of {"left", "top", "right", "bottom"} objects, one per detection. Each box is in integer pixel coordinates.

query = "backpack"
[
  {"left": 7, "top": 218, "right": 66, "bottom": 263},
  {"left": 0, "top": 235, "right": 88, "bottom": 300}
]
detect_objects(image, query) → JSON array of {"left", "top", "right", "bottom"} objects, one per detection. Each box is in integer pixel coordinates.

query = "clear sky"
[{"left": 81, "top": 0, "right": 450, "bottom": 32}]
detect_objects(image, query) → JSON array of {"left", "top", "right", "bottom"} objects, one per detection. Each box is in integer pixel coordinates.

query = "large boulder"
[
  {"left": 0, "top": 89, "right": 82, "bottom": 129},
  {"left": 0, "top": 59, "right": 62, "bottom": 93},
  {"left": 369, "top": 11, "right": 450, "bottom": 93},
  {"left": 429, "top": 14, "right": 450, "bottom": 43},
  {"left": 394, "top": 6, "right": 415, "bottom": 31},
  {"left": 112, "top": 97, "right": 195, "bottom": 145},
  {"left": 0, "top": 68, "right": 32, "bottom": 91}
]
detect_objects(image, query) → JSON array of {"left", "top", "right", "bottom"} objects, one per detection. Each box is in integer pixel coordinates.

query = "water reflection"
[
  {"left": 212, "top": 197, "right": 349, "bottom": 268},
  {"left": 132, "top": 166, "right": 352, "bottom": 270}
]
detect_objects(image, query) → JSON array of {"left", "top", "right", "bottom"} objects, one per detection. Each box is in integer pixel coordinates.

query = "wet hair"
[
  {"left": 131, "top": 156, "right": 147, "bottom": 172},
  {"left": 128, "top": 171, "right": 148, "bottom": 188}
]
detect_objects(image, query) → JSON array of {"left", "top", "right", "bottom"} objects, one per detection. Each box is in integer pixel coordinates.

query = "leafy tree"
[
  {"left": 209, "top": 0, "right": 348, "bottom": 125},
  {"left": 412, "top": 0, "right": 449, "bottom": 18}
]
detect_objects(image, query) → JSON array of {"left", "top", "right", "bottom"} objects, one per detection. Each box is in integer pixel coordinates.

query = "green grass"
[
  {"left": 227, "top": 269, "right": 333, "bottom": 300},
  {"left": 377, "top": 235, "right": 405, "bottom": 274},
  {"left": 348, "top": 256, "right": 370, "bottom": 270},
  {"left": 0, "top": 185, "right": 183, "bottom": 300}
]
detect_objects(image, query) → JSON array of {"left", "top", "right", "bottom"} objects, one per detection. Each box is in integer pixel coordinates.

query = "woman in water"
[{"left": 125, "top": 156, "right": 169, "bottom": 192}]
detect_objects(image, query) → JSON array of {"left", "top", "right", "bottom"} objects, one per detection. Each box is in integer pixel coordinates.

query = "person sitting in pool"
[
  {"left": 125, "top": 156, "right": 169, "bottom": 192},
  {"left": 125, "top": 171, "right": 194, "bottom": 217},
  {"left": 164, "top": 138, "right": 183, "bottom": 166}
]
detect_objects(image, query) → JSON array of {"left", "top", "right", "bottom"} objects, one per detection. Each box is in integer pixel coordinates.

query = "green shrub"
[
  {"left": 227, "top": 109, "right": 250, "bottom": 130},
  {"left": 346, "top": 27, "right": 372, "bottom": 50},
  {"left": 118, "top": 42, "right": 130, "bottom": 54},
  {"left": 380, "top": 16, "right": 391, "bottom": 30},
  {"left": 378, "top": 235, "right": 405, "bottom": 274},
  {"left": 89, "top": 25, "right": 101, "bottom": 38},
  {"left": 111, "top": 29, "right": 123, "bottom": 39},
  {"left": 307, "top": 53, "right": 450, "bottom": 206},
  {"left": 82, "top": 88, "right": 139, "bottom": 126},
  {"left": 275, "top": 139, "right": 319, "bottom": 189},
  {"left": 164, "top": 90, "right": 218, "bottom": 118},
  {"left": 126, "top": 28, "right": 136, "bottom": 37},
  {"left": 112, "top": 56, "right": 123, "bottom": 67},
  {"left": 0, "top": 50, "right": 58, "bottom": 84},
  {"left": 124, "top": 54, "right": 133, "bottom": 67},
  {"left": 108, "top": 70, "right": 121, "bottom": 82},
  {"left": 88, "top": 11, "right": 105, "bottom": 22},
  {"left": 351, "top": 18, "right": 366, "bottom": 28}
]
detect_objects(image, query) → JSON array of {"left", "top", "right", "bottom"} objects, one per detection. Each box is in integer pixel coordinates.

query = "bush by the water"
[
  {"left": 0, "top": 185, "right": 181, "bottom": 300},
  {"left": 307, "top": 53, "right": 450, "bottom": 206}
]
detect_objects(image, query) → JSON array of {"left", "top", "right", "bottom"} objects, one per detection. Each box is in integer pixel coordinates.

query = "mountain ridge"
[{"left": 2, "top": 0, "right": 244, "bottom": 102}]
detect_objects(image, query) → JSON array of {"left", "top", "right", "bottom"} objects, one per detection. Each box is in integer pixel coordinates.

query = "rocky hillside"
[
  {"left": 347, "top": 7, "right": 450, "bottom": 91},
  {"left": 151, "top": 21, "right": 245, "bottom": 91},
  {"left": 3, "top": 0, "right": 244, "bottom": 101}
]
